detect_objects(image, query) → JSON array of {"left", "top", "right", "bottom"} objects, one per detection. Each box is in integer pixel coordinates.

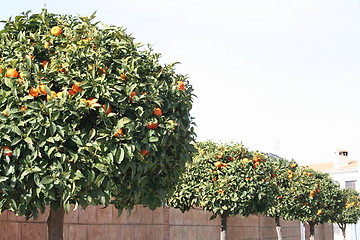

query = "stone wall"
[{"left": 0, "top": 205, "right": 333, "bottom": 240}]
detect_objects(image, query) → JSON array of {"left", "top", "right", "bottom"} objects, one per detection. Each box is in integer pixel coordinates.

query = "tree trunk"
[
  {"left": 47, "top": 207, "right": 65, "bottom": 240},
  {"left": 309, "top": 221, "right": 315, "bottom": 240},
  {"left": 220, "top": 213, "right": 228, "bottom": 240},
  {"left": 275, "top": 216, "right": 283, "bottom": 240},
  {"left": 338, "top": 223, "right": 346, "bottom": 240}
]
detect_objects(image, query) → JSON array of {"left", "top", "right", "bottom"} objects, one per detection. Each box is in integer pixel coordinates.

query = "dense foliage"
[
  {"left": 287, "top": 167, "right": 345, "bottom": 224},
  {"left": 332, "top": 188, "right": 360, "bottom": 234},
  {"left": 265, "top": 156, "right": 299, "bottom": 220},
  {"left": 169, "top": 141, "right": 276, "bottom": 218},
  {"left": 0, "top": 9, "right": 195, "bottom": 219}
]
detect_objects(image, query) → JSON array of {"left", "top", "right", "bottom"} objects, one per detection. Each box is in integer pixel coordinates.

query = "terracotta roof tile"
[{"left": 305, "top": 160, "right": 357, "bottom": 172}]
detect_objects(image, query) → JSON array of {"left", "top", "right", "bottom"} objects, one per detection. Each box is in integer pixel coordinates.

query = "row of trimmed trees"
[{"left": 168, "top": 141, "right": 360, "bottom": 240}]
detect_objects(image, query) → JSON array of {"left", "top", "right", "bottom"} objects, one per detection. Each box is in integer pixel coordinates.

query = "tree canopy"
[
  {"left": 0, "top": 9, "right": 195, "bottom": 219},
  {"left": 169, "top": 141, "right": 275, "bottom": 218}
]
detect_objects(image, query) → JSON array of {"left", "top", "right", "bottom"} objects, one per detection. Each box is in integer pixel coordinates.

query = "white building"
[{"left": 307, "top": 149, "right": 359, "bottom": 240}]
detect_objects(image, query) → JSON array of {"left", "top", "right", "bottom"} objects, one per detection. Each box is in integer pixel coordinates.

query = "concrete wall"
[{"left": 0, "top": 205, "right": 333, "bottom": 240}]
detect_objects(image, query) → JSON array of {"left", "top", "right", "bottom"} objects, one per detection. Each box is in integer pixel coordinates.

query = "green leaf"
[
  {"left": 87, "top": 128, "right": 96, "bottom": 140},
  {"left": 115, "top": 147, "right": 125, "bottom": 164},
  {"left": 64, "top": 203, "right": 71, "bottom": 213},
  {"left": 71, "top": 136, "right": 83, "bottom": 146},
  {"left": 24, "top": 136, "right": 33, "bottom": 145},
  {"left": 95, "top": 164, "right": 107, "bottom": 172},
  {"left": 94, "top": 174, "right": 105, "bottom": 186},
  {"left": 116, "top": 117, "right": 131, "bottom": 129},
  {"left": 12, "top": 126, "right": 23, "bottom": 136},
  {"left": 149, "top": 136, "right": 159, "bottom": 142},
  {"left": 0, "top": 176, "right": 9, "bottom": 182},
  {"left": 49, "top": 122, "right": 56, "bottom": 135},
  {"left": 40, "top": 176, "right": 54, "bottom": 185},
  {"left": 88, "top": 170, "right": 96, "bottom": 184},
  {"left": 50, "top": 111, "right": 60, "bottom": 121},
  {"left": 47, "top": 146, "right": 57, "bottom": 157},
  {"left": 75, "top": 170, "right": 85, "bottom": 179},
  {"left": 4, "top": 78, "right": 13, "bottom": 88}
]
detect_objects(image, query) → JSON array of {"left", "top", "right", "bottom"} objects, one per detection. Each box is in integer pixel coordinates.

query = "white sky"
[{"left": 1, "top": 0, "right": 360, "bottom": 165}]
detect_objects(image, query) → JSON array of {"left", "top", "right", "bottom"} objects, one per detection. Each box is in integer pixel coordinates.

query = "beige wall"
[{"left": 0, "top": 205, "right": 333, "bottom": 240}]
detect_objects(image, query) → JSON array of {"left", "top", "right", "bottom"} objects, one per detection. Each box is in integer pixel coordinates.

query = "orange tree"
[
  {"left": 287, "top": 167, "right": 345, "bottom": 240},
  {"left": 264, "top": 155, "right": 299, "bottom": 240},
  {"left": 0, "top": 9, "right": 195, "bottom": 239},
  {"left": 331, "top": 188, "right": 360, "bottom": 240},
  {"left": 168, "top": 141, "right": 276, "bottom": 240}
]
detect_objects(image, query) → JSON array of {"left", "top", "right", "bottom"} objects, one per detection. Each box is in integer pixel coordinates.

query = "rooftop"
[{"left": 306, "top": 160, "right": 358, "bottom": 172}]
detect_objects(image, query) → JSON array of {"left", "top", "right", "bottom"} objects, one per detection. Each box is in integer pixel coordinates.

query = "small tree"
[
  {"left": 331, "top": 188, "right": 360, "bottom": 240},
  {"left": 169, "top": 141, "right": 275, "bottom": 240},
  {"left": 0, "top": 9, "right": 195, "bottom": 240},
  {"left": 288, "top": 167, "right": 345, "bottom": 240},
  {"left": 265, "top": 155, "right": 299, "bottom": 240}
]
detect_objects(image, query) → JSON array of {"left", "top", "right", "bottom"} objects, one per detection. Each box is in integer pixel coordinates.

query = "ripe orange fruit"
[
  {"left": 218, "top": 189, "right": 224, "bottom": 195},
  {"left": 2, "top": 109, "right": 8, "bottom": 116},
  {"left": 216, "top": 154, "right": 223, "bottom": 159},
  {"left": 222, "top": 163, "right": 228, "bottom": 167},
  {"left": 245, "top": 177, "right": 251, "bottom": 180},
  {"left": 254, "top": 161, "right": 260, "bottom": 166},
  {"left": 214, "top": 161, "right": 222, "bottom": 168},
  {"left": 68, "top": 90, "right": 76, "bottom": 96},
  {"left": 272, "top": 174, "right": 277, "bottom": 177},
  {"left": 102, "top": 104, "right": 112, "bottom": 115},
  {"left": 56, "top": 92, "right": 63, "bottom": 98},
  {"left": 98, "top": 67, "right": 106, "bottom": 74},
  {"left": 147, "top": 122, "right": 158, "bottom": 130},
  {"left": 58, "top": 68, "right": 67, "bottom": 73},
  {"left": 277, "top": 196, "right": 283, "bottom": 199},
  {"left": 141, "top": 149, "right": 149, "bottom": 156},
  {"left": 153, "top": 108, "right": 163, "bottom": 116},
  {"left": 177, "top": 81, "right": 186, "bottom": 91},
  {"left": 253, "top": 156, "right": 261, "bottom": 162},
  {"left": 114, "top": 128, "right": 125, "bottom": 137},
  {"left": 50, "top": 26, "right": 62, "bottom": 36},
  {"left": 72, "top": 82, "right": 82, "bottom": 93},
  {"left": 38, "top": 84, "right": 47, "bottom": 95},
  {"left": 44, "top": 41, "right": 51, "bottom": 49},
  {"left": 288, "top": 174, "right": 293, "bottom": 179},
  {"left": 29, "top": 87, "right": 40, "bottom": 97},
  {"left": 6, "top": 68, "right": 19, "bottom": 78},
  {"left": 290, "top": 163, "right": 297, "bottom": 168},
  {"left": 317, "top": 209, "right": 323, "bottom": 215},
  {"left": 2, "top": 146, "right": 12, "bottom": 157},
  {"left": 129, "top": 91, "right": 136, "bottom": 101},
  {"left": 120, "top": 74, "right": 127, "bottom": 80},
  {"left": 41, "top": 60, "right": 49, "bottom": 67},
  {"left": 20, "top": 106, "right": 27, "bottom": 112}
]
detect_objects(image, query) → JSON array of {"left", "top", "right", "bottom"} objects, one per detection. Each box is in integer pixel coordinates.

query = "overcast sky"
[{"left": 1, "top": 0, "right": 360, "bottom": 165}]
